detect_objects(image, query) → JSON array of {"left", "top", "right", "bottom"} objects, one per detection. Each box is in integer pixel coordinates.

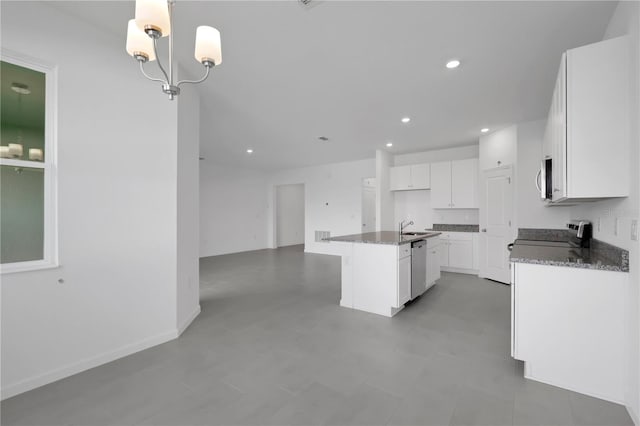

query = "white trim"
[
  {"left": 0, "top": 329, "right": 178, "bottom": 401},
  {"left": 1, "top": 50, "right": 58, "bottom": 274},
  {"left": 524, "top": 370, "right": 625, "bottom": 406},
  {"left": 177, "top": 305, "right": 201, "bottom": 336},
  {"left": 627, "top": 405, "right": 639, "bottom": 426}
]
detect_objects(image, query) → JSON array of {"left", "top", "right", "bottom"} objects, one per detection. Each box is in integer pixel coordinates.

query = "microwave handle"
[{"left": 535, "top": 169, "right": 542, "bottom": 192}]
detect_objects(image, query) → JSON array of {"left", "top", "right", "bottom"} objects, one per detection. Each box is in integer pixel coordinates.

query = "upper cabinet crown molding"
[
  {"left": 545, "top": 36, "right": 630, "bottom": 204},
  {"left": 389, "top": 163, "right": 430, "bottom": 191}
]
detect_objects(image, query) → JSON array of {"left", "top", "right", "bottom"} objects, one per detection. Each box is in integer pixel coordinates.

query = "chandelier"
[{"left": 125, "top": 0, "right": 222, "bottom": 100}]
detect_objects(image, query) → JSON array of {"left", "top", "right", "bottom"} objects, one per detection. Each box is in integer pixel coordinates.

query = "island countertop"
[{"left": 325, "top": 231, "right": 441, "bottom": 246}]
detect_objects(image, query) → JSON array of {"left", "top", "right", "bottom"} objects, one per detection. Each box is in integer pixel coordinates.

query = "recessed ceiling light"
[
  {"left": 401, "top": 117, "right": 411, "bottom": 124},
  {"left": 386, "top": 142, "right": 393, "bottom": 147},
  {"left": 246, "top": 149, "right": 253, "bottom": 154},
  {"left": 11, "top": 82, "right": 31, "bottom": 95},
  {"left": 481, "top": 128, "right": 490, "bottom": 133},
  {"left": 446, "top": 60, "right": 461, "bottom": 69}
]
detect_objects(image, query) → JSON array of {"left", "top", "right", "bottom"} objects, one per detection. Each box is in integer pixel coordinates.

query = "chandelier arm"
[
  {"left": 139, "top": 61, "right": 168, "bottom": 84},
  {"left": 152, "top": 38, "right": 171, "bottom": 83},
  {"left": 176, "top": 66, "right": 211, "bottom": 87}
]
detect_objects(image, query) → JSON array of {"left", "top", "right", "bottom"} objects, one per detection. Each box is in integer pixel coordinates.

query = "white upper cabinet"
[
  {"left": 389, "top": 164, "right": 430, "bottom": 191},
  {"left": 431, "top": 159, "right": 479, "bottom": 208},
  {"left": 545, "top": 36, "right": 629, "bottom": 203}
]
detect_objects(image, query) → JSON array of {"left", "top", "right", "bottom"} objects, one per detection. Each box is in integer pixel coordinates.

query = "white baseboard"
[
  {"left": 1, "top": 328, "right": 180, "bottom": 401},
  {"left": 441, "top": 267, "right": 479, "bottom": 275},
  {"left": 177, "top": 305, "right": 201, "bottom": 336},
  {"left": 628, "top": 404, "right": 639, "bottom": 426},
  {"left": 524, "top": 371, "right": 624, "bottom": 406}
]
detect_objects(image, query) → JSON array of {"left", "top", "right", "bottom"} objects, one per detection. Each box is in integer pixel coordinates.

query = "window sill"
[{"left": 1, "top": 260, "right": 60, "bottom": 275}]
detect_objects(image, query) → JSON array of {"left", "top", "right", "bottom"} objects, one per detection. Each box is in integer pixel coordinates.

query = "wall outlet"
[{"left": 632, "top": 219, "right": 638, "bottom": 241}]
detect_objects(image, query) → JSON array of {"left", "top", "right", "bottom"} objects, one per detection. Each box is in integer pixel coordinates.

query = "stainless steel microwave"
[{"left": 537, "top": 158, "right": 552, "bottom": 200}]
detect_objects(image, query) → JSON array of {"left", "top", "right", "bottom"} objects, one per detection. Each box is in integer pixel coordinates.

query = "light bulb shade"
[
  {"left": 135, "top": 0, "right": 170, "bottom": 37},
  {"left": 194, "top": 26, "right": 222, "bottom": 65},
  {"left": 126, "top": 20, "right": 156, "bottom": 61}
]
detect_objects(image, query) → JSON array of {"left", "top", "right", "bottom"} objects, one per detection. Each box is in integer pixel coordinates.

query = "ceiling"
[
  {"left": 49, "top": 1, "right": 616, "bottom": 171},
  {"left": 1, "top": 61, "right": 46, "bottom": 130}
]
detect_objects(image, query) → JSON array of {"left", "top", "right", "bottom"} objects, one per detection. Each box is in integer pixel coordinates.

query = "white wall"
[
  {"left": 479, "top": 126, "right": 517, "bottom": 171},
  {"left": 176, "top": 80, "right": 201, "bottom": 333},
  {"left": 1, "top": 3, "right": 191, "bottom": 399},
  {"left": 568, "top": 2, "right": 640, "bottom": 422},
  {"left": 276, "top": 184, "right": 305, "bottom": 247},
  {"left": 268, "top": 158, "right": 376, "bottom": 254},
  {"left": 199, "top": 164, "right": 268, "bottom": 257}
]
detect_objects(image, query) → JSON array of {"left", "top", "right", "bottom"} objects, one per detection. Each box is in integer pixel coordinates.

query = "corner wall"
[{"left": 1, "top": 3, "right": 193, "bottom": 399}]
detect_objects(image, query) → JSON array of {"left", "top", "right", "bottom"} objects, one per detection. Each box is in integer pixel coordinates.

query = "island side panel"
[{"left": 352, "top": 243, "right": 399, "bottom": 317}]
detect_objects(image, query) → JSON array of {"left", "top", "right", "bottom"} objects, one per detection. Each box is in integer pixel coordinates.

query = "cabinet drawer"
[{"left": 398, "top": 244, "right": 411, "bottom": 259}]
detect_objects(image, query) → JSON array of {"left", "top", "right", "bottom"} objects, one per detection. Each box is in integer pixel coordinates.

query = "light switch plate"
[{"left": 632, "top": 219, "right": 638, "bottom": 241}]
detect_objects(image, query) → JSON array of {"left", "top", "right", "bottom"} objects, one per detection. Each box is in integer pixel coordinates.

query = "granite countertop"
[
  {"left": 325, "top": 231, "right": 441, "bottom": 246},
  {"left": 426, "top": 224, "right": 480, "bottom": 233},
  {"left": 510, "top": 240, "right": 629, "bottom": 272}
]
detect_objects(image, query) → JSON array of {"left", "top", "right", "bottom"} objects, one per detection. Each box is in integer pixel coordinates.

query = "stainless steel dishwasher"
[{"left": 411, "top": 240, "right": 427, "bottom": 300}]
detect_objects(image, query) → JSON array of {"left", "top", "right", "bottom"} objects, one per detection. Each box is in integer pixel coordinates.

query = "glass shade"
[
  {"left": 194, "top": 26, "right": 222, "bottom": 65},
  {"left": 126, "top": 19, "right": 156, "bottom": 61},
  {"left": 135, "top": 0, "right": 170, "bottom": 37}
]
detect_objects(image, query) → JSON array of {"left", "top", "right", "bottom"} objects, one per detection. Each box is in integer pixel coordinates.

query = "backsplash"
[
  {"left": 518, "top": 228, "right": 570, "bottom": 241},
  {"left": 394, "top": 190, "right": 478, "bottom": 232}
]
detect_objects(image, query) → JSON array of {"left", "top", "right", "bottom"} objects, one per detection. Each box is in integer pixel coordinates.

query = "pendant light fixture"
[{"left": 125, "top": 0, "right": 222, "bottom": 100}]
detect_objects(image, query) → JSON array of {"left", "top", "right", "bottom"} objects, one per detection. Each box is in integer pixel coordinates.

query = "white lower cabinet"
[
  {"left": 397, "top": 253, "right": 411, "bottom": 307},
  {"left": 511, "top": 262, "right": 627, "bottom": 403},
  {"left": 438, "top": 232, "right": 478, "bottom": 274},
  {"left": 426, "top": 237, "right": 441, "bottom": 288}
]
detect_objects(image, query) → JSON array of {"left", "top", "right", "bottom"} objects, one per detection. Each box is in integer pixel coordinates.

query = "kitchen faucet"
[{"left": 399, "top": 220, "right": 414, "bottom": 234}]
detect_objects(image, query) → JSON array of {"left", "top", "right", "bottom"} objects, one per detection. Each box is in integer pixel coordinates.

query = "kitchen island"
[{"left": 325, "top": 231, "right": 440, "bottom": 317}]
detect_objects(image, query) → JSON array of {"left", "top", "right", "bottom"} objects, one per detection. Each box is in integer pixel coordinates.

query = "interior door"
[{"left": 480, "top": 167, "right": 513, "bottom": 284}]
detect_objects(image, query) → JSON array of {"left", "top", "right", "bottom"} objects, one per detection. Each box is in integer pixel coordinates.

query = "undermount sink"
[{"left": 401, "top": 232, "right": 430, "bottom": 236}]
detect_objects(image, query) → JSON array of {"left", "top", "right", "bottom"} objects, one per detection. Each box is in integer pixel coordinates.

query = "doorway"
[
  {"left": 362, "top": 178, "right": 377, "bottom": 233},
  {"left": 276, "top": 183, "right": 305, "bottom": 248},
  {"left": 479, "top": 167, "right": 514, "bottom": 284}
]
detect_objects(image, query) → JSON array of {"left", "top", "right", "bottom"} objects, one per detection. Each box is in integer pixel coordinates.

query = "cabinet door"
[
  {"left": 428, "top": 244, "right": 441, "bottom": 284},
  {"left": 397, "top": 255, "right": 411, "bottom": 306},
  {"left": 451, "top": 159, "right": 479, "bottom": 208},
  {"left": 390, "top": 165, "right": 412, "bottom": 191},
  {"left": 430, "top": 161, "right": 452, "bottom": 208},
  {"left": 411, "top": 164, "right": 430, "bottom": 190},
  {"left": 448, "top": 240, "right": 474, "bottom": 269},
  {"left": 439, "top": 242, "right": 449, "bottom": 267}
]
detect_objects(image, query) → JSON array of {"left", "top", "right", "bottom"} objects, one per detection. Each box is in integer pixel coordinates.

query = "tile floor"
[{"left": 1, "top": 245, "right": 634, "bottom": 425}]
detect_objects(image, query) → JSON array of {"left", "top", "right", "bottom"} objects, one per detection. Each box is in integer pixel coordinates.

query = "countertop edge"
[{"left": 510, "top": 257, "right": 629, "bottom": 273}]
